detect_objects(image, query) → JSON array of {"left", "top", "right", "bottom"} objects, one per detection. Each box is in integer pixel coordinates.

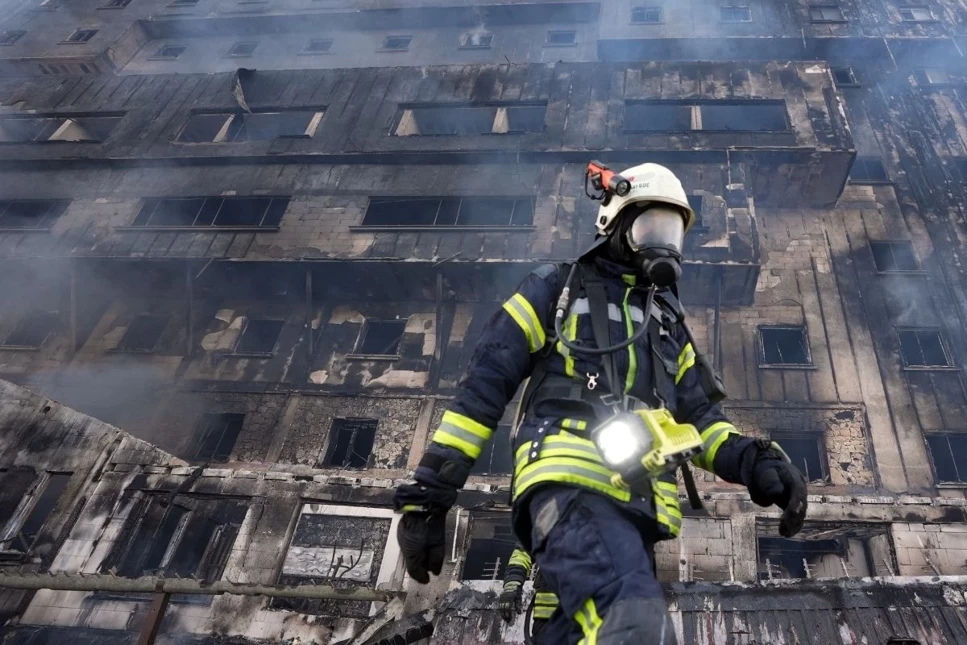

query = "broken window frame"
[
  {"left": 231, "top": 317, "right": 285, "bottom": 356},
  {"left": 271, "top": 503, "right": 399, "bottom": 616},
  {"left": 0, "top": 30, "right": 26, "bottom": 45},
  {"left": 176, "top": 109, "right": 324, "bottom": 143},
  {"left": 0, "top": 114, "right": 123, "bottom": 143},
  {"left": 150, "top": 44, "right": 186, "bottom": 59},
  {"left": 849, "top": 157, "right": 889, "bottom": 183},
  {"left": 756, "top": 520, "right": 895, "bottom": 580},
  {"left": 809, "top": 4, "right": 846, "bottom": 22},
  {"left": 381, "top": 35, "right": 411, "bottom": 51},
  {"left": 360, "top": 196, "right": 536, "bottom": 229},
  {"left": 624, "top": 100, "right": 789, "bottom": 133},
  {"left": 869, "top": 240, "right": 922, "bottom": 273},
  {"left": 460, "top": 512, "right": 517, "bottom": 581},
  {"left": 720, "top": 5, "right": 751, "bottom": 22},
  {"left": 352, "top": 319, "right": 407, "bottom": 357},
  {"left": 394, "top": 102, "right": 546, "bottom": 137},
  {"left": 545, "top": 30, "right": 577, "bottom": 46},
  {"left": 61, "top": 29, "right": 98, "bottom": 44},
  {"left": 321, "top": 418, "right": 378, "bottom": 469},
  {"left": 459, "top": 31, "right": 493, "bottom": 49},
  {"left": 631, "top": 6, "right": 664, "bottom": 23},
  {"left": 926, "top": 433, "right": 967, "bottom": 484},
  {"left": 129, "top": 196, "right": 289, "bottom": 230},
  {"left": 0, "top": 471, "right": 72, "bottom": 557},
  {"left": 0, "top": 200, "right": 69, "bottom": 229},
  {"left": 916, "top": 67, "right": 955, "bottom": 87},
  {"left": 190, "top": 413, "right": 245, "bottom": 463},
  {"left": 757, "top": 325, "right": 812, "bottom": 368},
  {"left": 898, "top": 6, "right": 934, "bottom": 21},
  {"left": 113, "top": 313, "right": 171, "bottom": 353},
  {"left": 896, "top": 327, "right": 953, "bottom": 369},
  {"left": 302, "top": 38, "right": 333, "bottom": 54},
  {"left": 101, "top": 492, "right": 247, "bottom": 586},
  {"left": 2, "top": 310, "right": 59, "bottom": 349},
  {"left": 770, "top": 431, "right": 830, "bottom": 484},
  {"left": 227, "top": 41, "right": 258, "bottom": 56}
]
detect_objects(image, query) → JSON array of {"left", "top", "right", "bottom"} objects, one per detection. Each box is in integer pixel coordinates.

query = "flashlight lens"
[
  {"left": 615, "top": 179, "right": 631, "bottom": 196},
  {"left": 595, "top": 420, "right": 642, "bottom": 466}
]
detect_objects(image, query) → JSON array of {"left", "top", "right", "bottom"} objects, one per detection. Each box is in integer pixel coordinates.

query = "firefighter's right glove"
[
  {"left": 747, "top": 440, "right": 808, "bottom": 538},
  {"left": 498, "top": 581, "right": 523, "bottom": 623},
  {"left": 393, "top": 481, "right": 457, "bottom": 584}
]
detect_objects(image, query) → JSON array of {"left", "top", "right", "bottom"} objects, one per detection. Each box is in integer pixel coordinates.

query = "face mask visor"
[{"left": 624, "top": 204, "right": 686, "bottom": 254}]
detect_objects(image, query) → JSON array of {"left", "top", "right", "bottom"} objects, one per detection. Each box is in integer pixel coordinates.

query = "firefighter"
[
  {"left": 499, "top": 543, "right": 561, "bottom": 644},
  {"left": 394, "top": 163, "right": 808, "bottom": 645}
]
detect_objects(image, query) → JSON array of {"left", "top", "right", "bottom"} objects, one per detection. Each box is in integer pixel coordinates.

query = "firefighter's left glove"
[
  {"left": 393, "top": 481, "right": 458, "bottom": 584},
  {"left": 747, "top": 440, "right": 808, "bottom": 538},
  {"left": 498, "top": 581, "right": 523, "bottom": 623}
]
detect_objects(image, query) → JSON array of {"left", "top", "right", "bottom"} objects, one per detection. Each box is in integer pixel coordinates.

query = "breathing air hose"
[{"left": 553, "top": 263, "right": 657, "bottom": 356}]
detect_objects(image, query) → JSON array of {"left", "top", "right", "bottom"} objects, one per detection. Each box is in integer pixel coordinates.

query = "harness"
[{"left": 515, "top": 260, "right": 720, "bottom": 511}]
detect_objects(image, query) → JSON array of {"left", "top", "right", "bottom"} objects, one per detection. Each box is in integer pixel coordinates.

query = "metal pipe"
[{"left": 0, "top": 572, "right": 403, "bottom": 602}]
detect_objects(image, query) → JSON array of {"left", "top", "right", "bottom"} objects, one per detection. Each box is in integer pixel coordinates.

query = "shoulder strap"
[{"left": 580, "top": 263, "right": 623, "bottom": 407}]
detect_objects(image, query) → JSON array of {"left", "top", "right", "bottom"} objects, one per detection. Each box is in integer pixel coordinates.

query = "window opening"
[
  {"left": 897, "top": 328, "right": 950, "bottom": 367},
  {"left": 920, "top": 68, "right": 952, "bottom": 86},
  {"left": 0, "top": 30, "right": 26, "bottom": 45},
  {"left": 759, "top": 326, "right": 811, "bottom": 366},
  {"left": 0, "top": 472, "right": 71, "bottom": 554},
  {"left": 234, "top": 318, "right": 284, "bottom": 355},
  {"left": 62, "top": 29, "right": 98, "bottom": 43},
  {"left": 460, "top": 32, "right": 493, "bottom": 48},
  {"left": 926, "top": 433, "right": 967, "bottom": 482},
  {"left": 870, "top": 241, "right": 919, "bottom": 272},
  {"left": 832, "top": 66, "right": 857, "bottom": 86},
  {"left": 0, "top": 116, "right": 121, "bottom": 143},
  {"left": 721, "top": 5, "right": 751, "bottom": 21},
  {"left": 362, "top": 197, "right": 534, "bottom": 227},
  {"left": 462, "top": 515, "right": 516, "bottom": 580},
  {"left": 899, "top": 6, "right": 933, "bottom": 21},
  {"left": 102, "top": 0, "right": 132, "bottom": 7},
  {"left": 849, "top": 157, "right": 888, "bottom": 183},
  {"left": 396, "top": 103, "right": 545, "bottom": 136},
  {"left": 3, "top": 311, "right": 58, "bottom": 348},
  {"left": 227, "top": 41, "right": 258, "bottom": 56},
  {"left": 382, "top": 35, "right": 411, "bottom": 50},
  {"left": 687, "top": 195, "right": 704, "bottom": 228},
  {"left": 153, "top": 44, "right": 185, "bottom": 59},
  {"left": 632, "top": 6, "right": 663, "bottom": 23},
  {"left": 322, "top": 419, "right": 377, "bottom": 469},
  {"left": 354, "top": 319, "right": 406, "bottom": 356},
  {"left": 809, "top": 5, "right": 844, "bottom": 21},
  {"left": 771, "top": 432, "right": 828, "bottom": 483},
  {"left": 132, "top": 196, "right": 289, "bottom": 229},
  {"left": 191, "top": 413, "right": 244, "bottom": 463},
  {"left": 0, "top": 200, "right": 68, "bottom": 228},
  {"left": 177, "top": 111, "right": 321, "bottom": 142},
  {"left": 546, "top": 30, "right": 576, "bottom": 45},
  {"left": 304, "top": 39, "right": 332, "bottom": 53},
  {"left": 116, "top": 314, "right": 169, "bottom": 352},
  {"left": 757, "top": 521, "right": 893, "bottom": 579}
]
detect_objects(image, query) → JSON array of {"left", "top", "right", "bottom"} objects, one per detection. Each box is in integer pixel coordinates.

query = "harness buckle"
[{"left": 586, "top": 372, "right": 599, "bottom": 390}]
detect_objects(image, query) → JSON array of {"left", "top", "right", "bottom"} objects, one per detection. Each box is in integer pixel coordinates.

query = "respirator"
[{"left": 623, "top": 204, "right": 686, "bottom": 288}]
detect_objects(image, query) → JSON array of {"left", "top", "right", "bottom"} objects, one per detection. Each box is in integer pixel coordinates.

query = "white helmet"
[{"left": 594, "top": 163, "right": 695, "bottom": 237}]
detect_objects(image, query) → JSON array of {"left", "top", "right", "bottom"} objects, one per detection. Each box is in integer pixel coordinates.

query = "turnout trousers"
[{"left": 522, "top": 486, "right": 679, "bottom": 645}]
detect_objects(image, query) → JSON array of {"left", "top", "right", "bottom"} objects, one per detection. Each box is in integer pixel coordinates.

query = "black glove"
[
  {"left": 498, "top": 581, "right": 523, "bottom": 623},
  {"left": 393, "top": 481, "right": 456, "bottom": 584},
  {"left": 747, "top": 441, "right": 808, "bottom": 538}
]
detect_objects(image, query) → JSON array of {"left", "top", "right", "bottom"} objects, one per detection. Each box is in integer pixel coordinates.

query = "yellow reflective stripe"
[
  {"left": 655, "top": 480, "right": 678, "bottom": 494},
  {"left": 431, "top": 410, "right": 493, "bottom": 460},
  {"left": 692, "top": 421, "right": 738, "bottom": 471},
  {"left": 535, "top": 592, "right": 559, "bottom": 607},
  {"left": 514, "top": 433, "right": 603, "bottom": 477},
  {"left": 561, "top": 418, "right": 588, "bottom": 431},
  {"left": 576, "top": 597, "right": 604, "bottom": 645},
  {"left": 534, "top": 606, "right": 556, "bottom": 620},
  {"left": 557, "top": 312, "right": 577, "bottom": 377},
  {"left": 676, "top": 342, "right": 696, "bottom": 385},
  {"left": 502, "top": 293, "right": 546, "bottom": 353},
  {"left": 508, "top": 548, "right": 532, "bottom": 570},
  {"left": 622, "top": 287, "right": 637, "bottom": 394},
  {"left": 514, "top": 457, "right": 631, "bottom": 502}
]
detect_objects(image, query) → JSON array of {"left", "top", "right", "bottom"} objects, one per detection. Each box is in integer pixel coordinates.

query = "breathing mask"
[{"left": 620, "top": 203, "right": 686, "bottom": 287}]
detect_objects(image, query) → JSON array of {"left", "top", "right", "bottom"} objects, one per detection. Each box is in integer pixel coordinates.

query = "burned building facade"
[{"left": 1, "top": 0, "right": 967, "bottom": 643}]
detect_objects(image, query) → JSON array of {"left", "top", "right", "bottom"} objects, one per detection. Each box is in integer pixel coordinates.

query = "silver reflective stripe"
[
  {"left": 504, "top": 295, "right": 543, "bottom": 351},
  {"left": 436, "top": 419, "right": 490, "bottom": 451},
  {"left": 570, "top": 298, "right": 644, "bottom": 323},
  {"left": 515, "top": 461, "right": 616, "bottom": 492}
]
